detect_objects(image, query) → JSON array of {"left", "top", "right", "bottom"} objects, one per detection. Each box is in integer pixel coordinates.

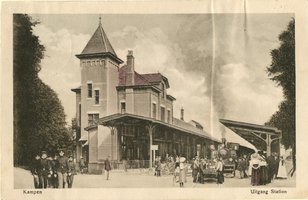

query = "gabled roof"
[
  {"left": 76, "top": 21, "right": 123, "bottom": 64},
  {"left": 118, "top": 65, "right": 151, "bottom": 86},
  {"left": 118, "top": 65, "right": 169, "bottom": 88}
]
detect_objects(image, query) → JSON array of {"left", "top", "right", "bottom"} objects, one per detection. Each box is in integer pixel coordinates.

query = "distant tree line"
[
  {"left": 265, "top": 19, "right": 295, "bottom": 175},
  {"left": 14, "top": 14, "right": 72, "bottom": 166}
]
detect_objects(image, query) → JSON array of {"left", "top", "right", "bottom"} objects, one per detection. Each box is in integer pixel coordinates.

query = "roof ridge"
[
  {"left": 135, "top": 71, "right": 151, "bottom": 85},
  {"left": 99, "top": 23, "right": 108, "bottom": 54}
]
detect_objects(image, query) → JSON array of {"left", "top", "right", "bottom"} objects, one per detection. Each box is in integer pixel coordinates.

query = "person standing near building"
[
  {"left": 193, "top": 156, "right": 199, "bottom": 183},
  {"left": 57, "top": 149, "right": 68, "bottom": 188},
  {"left": 38, "top": 151, "right": 50, "bottom": 189},
  {"left": 156, "top": 156, "right": 162, "bottom": 177},
  {"left": 199, "top": 159, "right": 205, "bottom": 184},
  {"left": 30, "top": 154, "right": 41, "bottom": 188},
  {"left": 237, "top": 157, "right": 245, "bottom": 179},
  {"left": 105, "top": 155, "right": 111, "bottom": 180},
  {"left": 67, "top": 155, "right": 76, "bottom": 188},
  {"left": 250, "top": 153, "right": 261, "bottom": 186},
  {"left": 154, "top": 156, "right": 158, "bottom": 176},
  {"left": 79, "top": 156, "right": 86, "bottom": 175},
  {"left": 277, "top": 156, "right": 287, "bottom": 179},
  {"left": 215, "top": 157, "right": 224, "bottom": 184},
  {"left": 179, "top": 156, "right": 187, "bottom": 187},
  {"left": 273, "top": 153, "right": 280, "bottom": 179},
  {"left": 266, "top": 153, "right": 274, "bottom": 183},
  {"left": 49, "top": 154, "right": 58, "bottom": 188}
]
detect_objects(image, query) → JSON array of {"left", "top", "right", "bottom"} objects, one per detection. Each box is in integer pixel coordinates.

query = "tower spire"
[{"left": 99, "top": 15, "right": 101, "bottom": 25}]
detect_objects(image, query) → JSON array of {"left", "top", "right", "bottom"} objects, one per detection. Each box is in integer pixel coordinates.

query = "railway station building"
[{"left": 71, "top": 20, "right": 221, "bottom": 173}]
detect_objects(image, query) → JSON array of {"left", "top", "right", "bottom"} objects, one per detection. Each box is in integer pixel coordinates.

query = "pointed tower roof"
[{"left": 76, "top": 19, "right": 123, "bottom": 64}]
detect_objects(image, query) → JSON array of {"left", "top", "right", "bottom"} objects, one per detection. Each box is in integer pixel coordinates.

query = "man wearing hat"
[
  {"left": 49, "top": 154, "right": 58, "bottom": 188},
  {"left": 192, "top": 156, "right": 199, "bottom": 183},
  {"left": 38, "top": 151, "right": 51, "bottom": 189},
  {"left": 79, "top": 156, "right": 86, "bottom": 175},
  {"left": 67, "top": 155, "right": 76, "bottom": 188},
  {"left": 266, "top": 152, "right": 275, "bottom": 182},
  {"left": 30, "top": 154, "right": 41, "bottom": 188},
  {"left": 105, "top": 155, "right": 111, "bottom": 180},
  {"left": 198, "top": 158, "right": 205, "bottom": 184},
  {"left": 57, "top": 149, "right": 69, "bottom": 188}
]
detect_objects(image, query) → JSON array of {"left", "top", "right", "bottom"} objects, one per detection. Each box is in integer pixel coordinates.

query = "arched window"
[
  {"left": 96, "top": 60, "right": 100, "bottom": 66},
  {"left": 87, "top": 61, "right": 91, "bottom": 67}
]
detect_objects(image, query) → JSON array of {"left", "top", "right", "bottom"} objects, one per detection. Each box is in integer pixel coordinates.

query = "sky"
[{"left": 30, "top": 14, "right": 294, "bottom": 149}]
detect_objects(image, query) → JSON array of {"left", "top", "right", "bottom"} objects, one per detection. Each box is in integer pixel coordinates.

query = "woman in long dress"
[
  {"left": 250, "top": 153, "right": 261, "bottom": 186},
  {"left": 179, "top": 156, "right": 187, "bottom": 187},
  {"left": 277, "top": 156, "right": 287, "bottom": 179}
]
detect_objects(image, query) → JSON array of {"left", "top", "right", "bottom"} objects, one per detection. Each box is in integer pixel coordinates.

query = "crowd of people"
[
  {"left": 30, "top": 149, "right": 79, "bottom": 189},
  {"left": 153, "top": 154, "right": 225, "bottom": 187},
  {"left": 230, "top": 151, "right": 287, "bottom": 186},
  {"left": 153, "top": 151, "right": 287, "bottom": 187},
  {"left": 249, "top": 151, "right": 287, "bottom": 186}
]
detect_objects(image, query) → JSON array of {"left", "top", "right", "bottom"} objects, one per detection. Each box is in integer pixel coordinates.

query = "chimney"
[
  {"left": 180, "top": 107, "right": 184, "bottom": 121},
  {"left": 126, "top": 50, "right": 135, "bottom": 86},
  {"left": 221, "top": 138, "right": 226, "bottom": 146}
]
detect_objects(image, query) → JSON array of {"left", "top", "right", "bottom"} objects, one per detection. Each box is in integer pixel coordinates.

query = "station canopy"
[
  {"left": 220, "top": 119, "right": 281, "bottom": 151},
  {"left": 85, "top": 113, "right": 221, "bottom": 143}
]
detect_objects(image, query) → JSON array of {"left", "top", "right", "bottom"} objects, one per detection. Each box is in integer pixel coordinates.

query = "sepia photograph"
[
  {"left": 2, "top": 0, "right": 308, "bottom": 199},
  {"left": 13, "top": 13, "right": 295, "bottom": 189}
]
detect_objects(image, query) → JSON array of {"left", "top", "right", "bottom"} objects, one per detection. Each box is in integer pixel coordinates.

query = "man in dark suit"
[
  {"left": 38, "top": 151, "right": 50, "bottom": 189},
  {"left": 31, "top": 154, "right": 41, "bottom": 188},
  {"left": 199, "top": 159, "right": 205, "bottom": 184},
  {"left": 105, "top": 155, "right": 111, "bottom": 180},
  {"left": 267, "top": 153, "right": 275, "bottom": 183},
  {"left": 57, "top": 149, "right": 68, "bottom": 188}
]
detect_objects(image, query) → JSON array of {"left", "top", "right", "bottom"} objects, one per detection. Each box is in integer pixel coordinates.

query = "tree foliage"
[
  {"left": 14, "top": 14, "right": 72, "bottom": 166},
  {"left": 265, "top": 19, "right": 295, "bottom": 151}
]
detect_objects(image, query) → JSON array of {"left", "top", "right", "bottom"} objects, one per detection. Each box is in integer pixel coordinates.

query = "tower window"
[
  {"left": 92, "top": 61, "right": 95, "bottom": 66},
  {"left": 152, "top": 103, "right": 156, "bottom": 119},
  {"left": 87, "top": 84, "right": 92, "bottom": 98},
  {"left": 96, "top": 60, "right": 100, "bottom": 66},
  {"left": 95, "top": 90, "right": 99, "bottom": 104},
  {"left": 102, "top": 60, "right": 106, "bottom": 68},
  {"left": 87, "top": 61, "right": 91, "bottom": 67},
  {"left": 121, "top": 102, "right": 126, "bottom": 114},
  {"left": 82, "top": 61, "right": 86, "bottom": 67}
]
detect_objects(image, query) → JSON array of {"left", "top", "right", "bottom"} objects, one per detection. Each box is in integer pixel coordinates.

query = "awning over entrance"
[
  {"left": 88, "top": 113, "right": 221, "bottom": 143},
  {"left": 220, "top": 119, "right": 281, "bottom": 156}
]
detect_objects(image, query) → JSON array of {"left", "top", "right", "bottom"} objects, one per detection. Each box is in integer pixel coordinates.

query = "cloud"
[{"left": 33, "top": 24, "right": 91, "bottom": 124}]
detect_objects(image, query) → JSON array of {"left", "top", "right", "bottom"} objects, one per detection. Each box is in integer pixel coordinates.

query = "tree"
[
  {"left": 14, "top": 14, "right": 72, "bottom": 166},
  {"left": 265, "top": 19, "right": 295, "bottom": 175}
]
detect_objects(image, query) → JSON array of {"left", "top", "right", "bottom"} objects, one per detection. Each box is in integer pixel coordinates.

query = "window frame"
[
  {"left": 94, "top": 90, "right": 99, "bottom": 104},
  {"left": 87, "top": 83, "right": 92, "bottom": 98}
]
